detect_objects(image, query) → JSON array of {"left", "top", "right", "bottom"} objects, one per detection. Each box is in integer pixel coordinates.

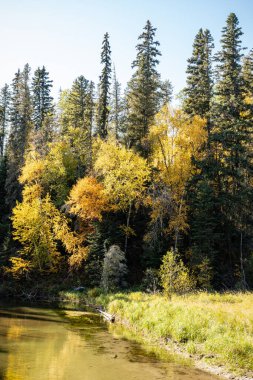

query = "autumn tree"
[
  {"left": 148, "top": 105, "right": 206, "bottom": 251},
  {"left": 9, "top": 155, "right": 87, "bottom": 278},
  {"left": 94, "top": 139, "right": 151, "bottom": 252}
]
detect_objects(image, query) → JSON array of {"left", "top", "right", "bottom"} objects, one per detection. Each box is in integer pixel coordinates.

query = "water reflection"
[{"left": 0, "top": 306, "right": 219, "bottom": 380}]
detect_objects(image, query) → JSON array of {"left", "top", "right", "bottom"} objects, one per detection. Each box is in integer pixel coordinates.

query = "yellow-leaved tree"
[
  {"left": 9, "top": 151, "right": 87, "bottom": 278},
  {"left": 94, "top": 139, "right": 151, "bottom": 252},
  {"left": 148, "top": 105, "right": 207, "bottom": 248}
]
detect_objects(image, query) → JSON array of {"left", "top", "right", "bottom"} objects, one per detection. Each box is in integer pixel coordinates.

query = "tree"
[
  {"left": 159, "top": 249, "right": 195, "bottom": 297},
  {"left": 0, "top": 84, "right": 11, "bottom": 158},
  {"left": 31, "top": 66, "right": 54, "bottom": 150},
  {"left": 109, "top": 66, "right": 124, "bottom": 140},
  {"left": 5, "top": 64, "right": 33, "bottom": 209},
  {"left": 148, "top": 105, "right": 207, "bottom": 250},
  {"left": 182, "top": 28, "right": 216, "bottom": 286},
  {"left": 96, "top": 33, "right": 111, "bottom": 139},
  {"left": 242, "top": 49, "right": 253, "bottom": 102},
  {"left": 101, "top": 244, "right": 127, "bottom": 292},
  {"left": 9, "top": 157, "right": 87, "bottom": 277},
  {"left": 210, "top": 13, "right": 253, "bottom": 287},
  {"left": 126, "top": 20, "right": 162, "bottom": 156},
  {"left": 67, "top": 176, "right": 110, "bottom": 222},
  {"left": 183, "top": 28, "right": 214, "bottom": 138},
  {"left": 94, "top": 139, "right": 151, "bottom": 252},
  {"left": 59, "top": 77, "right": 94, "bottom": 172}
]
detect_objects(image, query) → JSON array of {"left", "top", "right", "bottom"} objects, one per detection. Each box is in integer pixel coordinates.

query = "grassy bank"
[{"left": 60, "top": 290, "right": 253, "bottom": 378}]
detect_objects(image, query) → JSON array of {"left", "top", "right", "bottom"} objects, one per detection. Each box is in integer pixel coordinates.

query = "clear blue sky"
[{"left": 1, "top": 0, "right": 253, "bottom": 100}]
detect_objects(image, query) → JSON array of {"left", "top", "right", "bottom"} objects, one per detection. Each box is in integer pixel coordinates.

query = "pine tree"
[
  {"left": 126, "top": 20, "right": 161, "bottom": 156},
  {"left": 210, "top": 13, "right": 253, "bottom": 287},
  {"left": 5, "top": 64, "right": 32, "bottom": 209},
  {"left": 96, "top": 33, "right": 111, "bottom": 139}
]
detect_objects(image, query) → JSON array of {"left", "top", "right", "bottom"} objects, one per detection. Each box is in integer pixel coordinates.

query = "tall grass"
[{"left": 92, "top": 291, "right": 253, "bottom": 376}]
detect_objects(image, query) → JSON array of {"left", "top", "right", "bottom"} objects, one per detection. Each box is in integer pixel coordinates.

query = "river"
[{"left": 0, "top": 304, "right": 220, "bottom": 380}]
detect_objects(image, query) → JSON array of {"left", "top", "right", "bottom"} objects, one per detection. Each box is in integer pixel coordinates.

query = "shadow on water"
[{"left": 0, "top": 303, "right": 221, "bottom": 380}]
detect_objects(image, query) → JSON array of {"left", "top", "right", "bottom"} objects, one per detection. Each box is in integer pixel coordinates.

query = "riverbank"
[{"left": 60, "top": 290, "right": 253, "bottom": 380}]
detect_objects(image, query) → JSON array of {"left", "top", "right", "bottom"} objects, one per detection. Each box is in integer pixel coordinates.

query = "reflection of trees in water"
[{"left": 0, "top": 307, "right": 217, "bottom": 380}]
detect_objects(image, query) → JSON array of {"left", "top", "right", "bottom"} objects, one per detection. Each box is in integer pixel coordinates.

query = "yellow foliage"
[
  {"left": 19, "top": 149, "right": 45, "bottom": 185},
  {"left": 10, "top": 187, "right": 87, "bottom": 276},
  {"left": 149, "top": 105, "right": 207, "bottom": 241},
  {"left": 7, "top": 257, "right": 31, "bottom": 279},
  {"left": 67, "top": 177, "right": 110, "bottom": 221},
  {"left": 94, "top": 139, "right": 151, "bottom": 211}
]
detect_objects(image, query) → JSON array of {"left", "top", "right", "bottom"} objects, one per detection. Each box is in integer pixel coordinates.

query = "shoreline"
[{"left": 64, "top": 290, "right": 253, "bottom": 380}]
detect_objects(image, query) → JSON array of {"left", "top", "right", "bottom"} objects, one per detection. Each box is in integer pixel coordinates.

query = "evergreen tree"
[
  {"left": 0, "top": 84, "right": 11, "bottom": 158},
  {"left": 96, "top": 33, "right": 111, "bottom": 139},
  {"left": 210, "top": 13, "right": 253, "bottom": 287},
  {"left": 126, "top": 20, "right": 161, "bottom": 156},
  {"left": 5, "top": 64, "right": 32, "bottom": 209},
  {"left": 242, "top": 49, "right": 253, "bottom": 99},
  {"left": 109, "top": 66, "right": 124, "bottom": 140},
  {"left": 59, "top": 76, "right": 94, "bottom": 172},
  {"left": 183, "top": 29, "right": 216, "bottom": 285},
  {"left": 32, "top": 66, "right": 53, "bottom": 130},
  {"left": 160, "top": 79, "right": 173, "bottom": 106},
  {"left": 183, "top": 28, "right": 214, "bottom": 135}
]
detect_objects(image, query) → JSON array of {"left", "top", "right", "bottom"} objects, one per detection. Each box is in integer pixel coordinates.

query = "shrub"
[{"left": 159, "top": 249, "right": 195, "bottom": 297}]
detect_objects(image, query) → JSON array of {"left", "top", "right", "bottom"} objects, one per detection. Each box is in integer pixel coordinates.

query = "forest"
[{"left": 0, "top": 12, "right": 253, "bottom": 297}]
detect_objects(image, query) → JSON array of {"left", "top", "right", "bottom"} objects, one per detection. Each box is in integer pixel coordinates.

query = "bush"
[{"left": 159, "top": 249, "right": 195, "bottom": 297}]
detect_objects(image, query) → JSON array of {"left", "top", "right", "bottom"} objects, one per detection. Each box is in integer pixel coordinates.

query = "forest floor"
[{"left": 60, "top": 290, "right": 253, "bottom": 380}]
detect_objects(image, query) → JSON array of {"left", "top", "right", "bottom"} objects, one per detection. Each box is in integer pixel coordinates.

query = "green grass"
[{"left": 60, "top": 290, "right": 253, "bottom": 377}]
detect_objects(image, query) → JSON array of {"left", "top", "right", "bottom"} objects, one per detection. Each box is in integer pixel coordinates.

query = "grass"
[{"left": 60, "top": 290, "right": 253, "bottom": 377}]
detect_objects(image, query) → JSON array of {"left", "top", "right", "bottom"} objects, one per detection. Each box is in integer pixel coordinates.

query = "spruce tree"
[
  {"left": 210, "top": 13, "right": 253, "bottom": 287},
  {"left": 5, "top": 64, "right": 32, "bottom": 209},
  {"left": 32, "top": 66, "right": 53, "bottom": 131},
  {"left": 183, "top": 28, "right": 214, "bottom": 135},
  {"left": 0, "top": 84, "right": 11, "bottom": 158},
  {"left": 109, "top": 66, "right": 123, "bottom": 140},
  {"left": 96, "top": 33, "right": 111, "bottom": 139},
  {"left": 126, "top": 20, "right": 161, "bottom": 156},
  {"left": 59, "top": 76, "right": 94, "bottom": 172},
  {"left": 242, "top": 49, "right": 253, "bottom": 99},
  {"left": 183, "top": 28, "right": 216, "bottom": 285}
]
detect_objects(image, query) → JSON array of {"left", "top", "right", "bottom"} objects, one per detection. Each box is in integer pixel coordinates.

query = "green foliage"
[
  {"left": 159, "top": 250, "right": 195, "bottom": 296},
  {"left": 5, "top": 65, "right": 33, "bottom": 209},
  {"left": 126, "top": 20, "right": 162, "bottom": 155},
  {"left": 96, "top": 32, "right": 111, "bottom": 139}
]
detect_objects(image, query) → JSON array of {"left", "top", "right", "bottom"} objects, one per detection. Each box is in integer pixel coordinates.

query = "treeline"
[{"left": 0, "top": 13, "right": 253, "bottom": 294}]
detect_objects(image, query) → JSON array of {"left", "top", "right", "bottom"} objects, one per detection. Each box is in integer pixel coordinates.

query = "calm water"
[{"left": 0, "top": 305, "right": 219, "bottom": 380}]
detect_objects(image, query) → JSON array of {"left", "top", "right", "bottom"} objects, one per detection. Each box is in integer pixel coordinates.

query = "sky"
[{"left": 0, "top": 0, "right": 253, "bottom": 101}]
